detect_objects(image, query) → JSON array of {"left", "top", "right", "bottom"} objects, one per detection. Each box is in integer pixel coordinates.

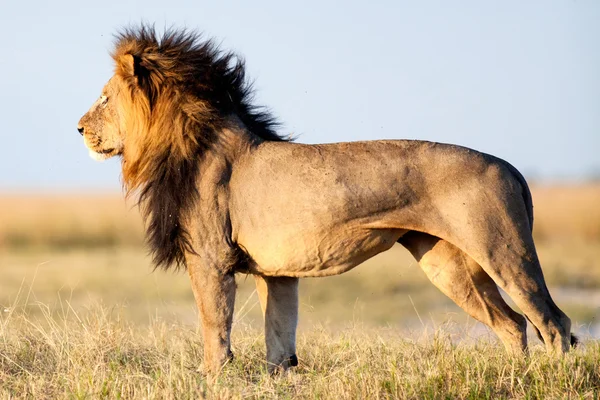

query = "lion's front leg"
[
  {"left": 187, "top": 260, "right": 236, "bottom": 375},
  {"left": 254, "top": 275, "right": 299, "bottom": 373}
]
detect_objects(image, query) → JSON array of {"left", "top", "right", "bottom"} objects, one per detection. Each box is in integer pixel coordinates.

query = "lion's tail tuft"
[{"left": 571, "top": 333, "right": 580, "bottom": 348}]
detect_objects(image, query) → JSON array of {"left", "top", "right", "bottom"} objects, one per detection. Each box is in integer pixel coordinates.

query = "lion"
[{"left": 77, "top": 26, "right": 576, "bottom": 374}]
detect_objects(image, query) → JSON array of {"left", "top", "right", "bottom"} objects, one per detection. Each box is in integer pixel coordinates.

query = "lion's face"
[{"left": 77, "top": 77, "right": 125, "bottom": 161}]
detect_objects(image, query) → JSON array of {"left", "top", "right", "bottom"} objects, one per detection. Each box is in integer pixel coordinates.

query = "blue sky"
[{"left": 1, "top": 1, "right": 598, "bottom": 190}]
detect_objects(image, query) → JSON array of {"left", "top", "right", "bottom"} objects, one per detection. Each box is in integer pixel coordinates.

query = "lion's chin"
[{"left": 88, "top": 149, "right": 113, "bottom": 162}]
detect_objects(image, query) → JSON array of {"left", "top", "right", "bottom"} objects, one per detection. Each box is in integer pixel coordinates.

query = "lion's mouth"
[
  {"left": 86, "top": 142, "right": 117, "bottom": 161},
  {"left": 83, "top": 135, "right": 118, "bottom": 161},
  {"left": 86, "top": 143, "right": 116, "bottom": 160},
  {"left": 97, "top": 148, "right": 115, "bottom": 154},
  {"left": 88, "top": 148, "right": 115, "bottom": 161}
]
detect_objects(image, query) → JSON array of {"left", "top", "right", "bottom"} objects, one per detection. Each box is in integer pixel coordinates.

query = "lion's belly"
[{"left": 240, "top": 226, "right": 407, "bottom": 277}]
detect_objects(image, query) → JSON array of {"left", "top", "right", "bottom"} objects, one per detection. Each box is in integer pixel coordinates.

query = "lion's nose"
[{"left": 77, "top": 126, "right": 84, "bottom": 136}]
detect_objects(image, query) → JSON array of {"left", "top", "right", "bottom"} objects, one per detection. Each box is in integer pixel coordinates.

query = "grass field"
[
  {"left": 0, "top": 184, "right": 599, "bottom": 398},
  {"left": 2, "top": 310, "right": 599, "bottom": 399}
]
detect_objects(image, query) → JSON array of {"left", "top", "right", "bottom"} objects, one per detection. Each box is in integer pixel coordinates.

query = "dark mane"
[{"left": 113, "top": 25, "right": 291, "bottom": 270}]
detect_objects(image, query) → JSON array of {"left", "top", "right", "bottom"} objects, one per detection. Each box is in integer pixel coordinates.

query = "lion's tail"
[{"left": 499, "top": 158, "right": 579, "bottom": 348}]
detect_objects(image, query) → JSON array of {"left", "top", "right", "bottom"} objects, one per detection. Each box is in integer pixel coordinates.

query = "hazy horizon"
[{"left": 1, "top": 1, "right": 598, "bottom": 190}]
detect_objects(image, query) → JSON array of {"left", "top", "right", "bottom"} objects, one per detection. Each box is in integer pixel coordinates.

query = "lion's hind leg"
[
  {"left": 399, "top": 231, "right": 528, "bottom": 353},
  {"left": 254, "top": 275, "right": 299, "bottom": 374},
  {"left": 457, "top": 213, "right": 573, "bottom": 354}
]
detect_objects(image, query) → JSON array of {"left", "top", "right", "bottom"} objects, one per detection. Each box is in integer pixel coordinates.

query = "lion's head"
[
  {"left": 77, "top": 26, "right": 288, "bottom": 269},
  {"left": 77, "top": 76, "right": 126, "bottom": 161}
]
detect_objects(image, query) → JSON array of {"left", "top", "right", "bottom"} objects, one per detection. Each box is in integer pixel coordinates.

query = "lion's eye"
[{"left": 100, "top": 95, "right": 108, "bottom": 107}]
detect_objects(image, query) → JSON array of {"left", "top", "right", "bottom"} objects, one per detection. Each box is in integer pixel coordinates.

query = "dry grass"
[
  {"left": 1, "top": 304, "right": 599, "bottom": 399},
  {"left": 2, "top": 245, "right": 598, "bottom": 333},
  {"left": 0, "top": 247, "right": 453, "bottom": 329},
  {"left": 0, "top": 184, "right": 599, "bottom": 397}
]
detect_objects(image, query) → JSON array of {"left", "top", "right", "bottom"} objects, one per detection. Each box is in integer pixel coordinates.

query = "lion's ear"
[
  {"left": 116, "top": 54, "right": 143, "bottom": 80},
  {"left": 115, "top": 53, "right": 156, "bottom": 104}
]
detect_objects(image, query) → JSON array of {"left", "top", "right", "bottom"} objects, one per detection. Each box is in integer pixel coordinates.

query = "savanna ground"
[{"left": 0, "top": 184, "right": 599, "bottom": 398}]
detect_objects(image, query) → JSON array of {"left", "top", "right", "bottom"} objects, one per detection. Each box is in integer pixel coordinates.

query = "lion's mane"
[{"left": 112, "top": 25, "right": 290, "bottom": 270}]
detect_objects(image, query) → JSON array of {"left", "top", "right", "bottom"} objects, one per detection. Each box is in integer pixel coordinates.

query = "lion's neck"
[{"left": 213, "top": 116, "right": 264, "bottom": 162}]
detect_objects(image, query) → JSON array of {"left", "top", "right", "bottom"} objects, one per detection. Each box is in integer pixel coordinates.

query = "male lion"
[{"left": 77, "top": 26, "right": 575, "bottom": 374}]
